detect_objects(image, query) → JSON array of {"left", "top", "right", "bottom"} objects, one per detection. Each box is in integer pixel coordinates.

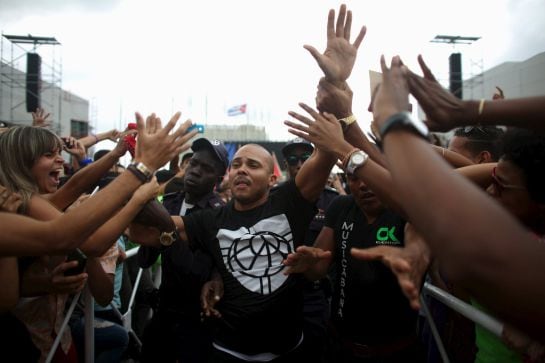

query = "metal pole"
[
  {"left": 423, "top": 282, "right": 503, "bottom": 337},
  {"left": 84, "top": 286, "right": 95, "bottom": 363},
  {"left": 45, "top": 291, "right": 82, "bottom": 363},
  {"left": 419, "top": 295, "right": 450, "bottom": 363}
]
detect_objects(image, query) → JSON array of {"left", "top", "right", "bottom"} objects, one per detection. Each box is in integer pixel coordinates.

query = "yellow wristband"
[
  {"left": 339, "top": 115, "right": 357, "bottom": 127},
  {"left": 478, "top": 99, "right": 485, "bottom": 116}
]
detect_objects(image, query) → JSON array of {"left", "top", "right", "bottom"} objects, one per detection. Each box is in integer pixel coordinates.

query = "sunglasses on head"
[
  {"left": 286, "top": 153, "right": 311, "bottom": 166},
  {"left": 462, "top": 126, "right": 488, "bottom": 135},
  {"left": 490, "top": 166, "right": 525, "bottom": 196}
]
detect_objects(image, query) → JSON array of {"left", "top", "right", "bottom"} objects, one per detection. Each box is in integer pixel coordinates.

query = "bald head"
[{"left": 235, "top": 144, "right": 274, "bottom": 173}]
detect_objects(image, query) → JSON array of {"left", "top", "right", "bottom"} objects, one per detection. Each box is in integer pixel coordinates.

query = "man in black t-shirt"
[
  {"left": 131, "top": 130, "right": 337, "bottom": 362},
  {"left": 284, "top": 173, "right": 428, "bottom": 363},
  {"left": 135, "top": 138, "right": 228, "bottom": 363}
]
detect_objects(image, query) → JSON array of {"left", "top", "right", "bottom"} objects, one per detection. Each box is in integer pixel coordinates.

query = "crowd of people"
[{"left": 1, "top": 3, "right": 545, "bottom": 363}]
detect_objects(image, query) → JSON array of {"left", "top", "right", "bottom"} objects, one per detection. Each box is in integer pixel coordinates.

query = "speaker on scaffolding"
[
  {"left": 26, "top": 53, "right": 42, "bottom": 112},
  {"left": 449, "top": 52, "right": 462, "bottom": 99}
]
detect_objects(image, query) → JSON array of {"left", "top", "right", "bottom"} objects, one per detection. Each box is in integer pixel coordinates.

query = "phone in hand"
[
  {"left": 64, "top": 248, "right": 88, "bottom": 276},
  {"left": 188, "top": 124, "right": 205, "bottom": 133}
]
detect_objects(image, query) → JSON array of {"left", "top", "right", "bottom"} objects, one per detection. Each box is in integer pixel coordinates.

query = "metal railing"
[{"left": 45, "top": 246, "right": 144, "bottom": 363}]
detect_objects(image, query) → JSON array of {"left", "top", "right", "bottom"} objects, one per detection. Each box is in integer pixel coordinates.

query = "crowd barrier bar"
[{"left": 422, "top": 282, "right": 504, "bottom": 337}]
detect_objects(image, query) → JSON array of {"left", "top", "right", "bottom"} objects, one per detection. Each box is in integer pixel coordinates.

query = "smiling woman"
[{"left": 0, "top": 126, "right": 64, "bottom": 213}]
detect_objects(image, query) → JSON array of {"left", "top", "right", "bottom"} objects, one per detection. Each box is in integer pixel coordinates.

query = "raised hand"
[
  {"left": 407, "top": 55, "right": 473, "bottom": 132},
  {"left": 371, "top": 55, "right": 410, "bottom": 129},
  {"left": 62, "top": 136, "right": 87, "bottom": 161},
  {"left": 282, "top": 245, "right": 332, "bottom": 275},
  {"left": 350, "top": 223, "right": 430, "bottom": 310},
  {"left": 304, "top": 4, "right": 366, "bottom": 84},
  {"left": 284, "top": 102, "right": 346, "bottom": 155},
  {"left": 315, "top": 77, "right": 353, "bottom": 118},
  {"left": 31, "top": 107, "right": 51, "bottom": 128},
  {"left": 134, "top": 111, "right": 198, "bottom": 172}
]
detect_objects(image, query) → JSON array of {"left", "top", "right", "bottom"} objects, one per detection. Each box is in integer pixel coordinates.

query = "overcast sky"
[{"left": 2, "top": 0, "right": 545, "bottom": 141}]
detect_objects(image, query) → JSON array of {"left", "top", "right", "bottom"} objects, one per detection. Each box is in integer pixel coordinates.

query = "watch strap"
[
  {"left": 379, "top": 111, "right": 429, "bottom": 140},
  {"left": 128, "top": 162, "right": 153, "bottom": 183}
]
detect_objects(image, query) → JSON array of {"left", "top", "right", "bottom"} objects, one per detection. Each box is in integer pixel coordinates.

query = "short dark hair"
[
  {"left": 453, "top": 126, "right": 505, "bottom": 161},
  {"left": 501, "top": 128, "right": 545, "bottom": 203}
]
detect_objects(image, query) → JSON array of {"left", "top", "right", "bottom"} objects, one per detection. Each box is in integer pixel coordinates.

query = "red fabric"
[{"left": 124, "top": 122, "right": 137, "bottom": 158}]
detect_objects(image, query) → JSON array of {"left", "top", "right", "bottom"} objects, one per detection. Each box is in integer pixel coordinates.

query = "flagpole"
[{"left": 205, "top": 93, "right": 208, "bottom": 123}]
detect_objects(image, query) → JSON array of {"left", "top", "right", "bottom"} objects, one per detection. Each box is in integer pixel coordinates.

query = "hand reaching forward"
[
  {"left": 407, "top": 55, "right": 474, "bottom": 132},
  {"left": 304, "top": 4, "right": 366, "bottom": 84},
  {"left": 284, "top": 102, "right": 346, "bottom": 156},
  {"left": 350, "top": 223, "right": 431, "bottom": 310},
  {"left": 282, "top": 245, "right": 332, "bottom": 275},
  {"left": 135, "top": 111, "right": 198, "bottom": 172}
]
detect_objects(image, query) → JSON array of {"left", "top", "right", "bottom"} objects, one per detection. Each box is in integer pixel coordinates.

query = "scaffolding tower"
[{"left": 0, "top": 33, "right": 63, "bottom": 133}]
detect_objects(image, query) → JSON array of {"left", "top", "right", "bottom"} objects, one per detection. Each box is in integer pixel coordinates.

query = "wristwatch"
[
  {"left": 379, "top": 111, "right": 429, "bottom": 140},
  {"left": 344, "top": 150, "right": 369, "bottom": 175},
  {"left": 159, "top": 231, "right": 177, "bottom": 247},
  {"left": 128, "top": 162, "right": 154, "bottom": 182}
]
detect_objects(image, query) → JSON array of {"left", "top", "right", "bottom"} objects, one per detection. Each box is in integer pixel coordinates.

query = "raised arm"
[
  {"left": 373, "top": 54, "right": 545, "bottom": 341},
  {"left": 0, "top": 112, "right": 197, "bottom": 256},
  {"left": 287, "top": 104, "right": 339, "bottom": 202},
  {"left": 48, "top": 137, "right": 128, "bottom": 210},
  {"left": 408, "top": 55, "right": 545, "bottom": 133},
  {"left": 304, "top": 4, "right": 366, "bottom": 84},
  {"left": 285, "top": 103, "right": 406, "bottom": 216}
]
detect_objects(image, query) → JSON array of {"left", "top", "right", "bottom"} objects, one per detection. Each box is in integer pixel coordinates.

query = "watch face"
[
  {"left": 159, "top": 231, "right": 175, "bottom": 246},
  {"left": 351, "top": 153, "right": 365, "bottom": 164}
]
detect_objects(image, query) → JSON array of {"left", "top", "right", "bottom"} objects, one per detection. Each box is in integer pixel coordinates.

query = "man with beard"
[
  {"left": 131, "top": 104, "right": 337, "bottom": 361},
  {"left": 136, "top": 138, "right": 228, "bottom": 363}
]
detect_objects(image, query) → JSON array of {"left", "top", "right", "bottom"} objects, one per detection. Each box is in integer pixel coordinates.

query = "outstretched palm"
[{"left": 304, "top": 4, "right": 366, "bottom": 83}]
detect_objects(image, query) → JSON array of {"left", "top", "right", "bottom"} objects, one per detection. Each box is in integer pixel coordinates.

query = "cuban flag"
[{"left": 227, "top": 104, "right": 247, "bottom": 116}]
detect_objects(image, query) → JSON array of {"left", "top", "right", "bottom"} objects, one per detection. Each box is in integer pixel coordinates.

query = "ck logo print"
[{"left": 376, "top": 226, "right": 401, "bottom": 245}]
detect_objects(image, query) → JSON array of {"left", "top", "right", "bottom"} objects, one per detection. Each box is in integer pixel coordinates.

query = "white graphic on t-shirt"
[{"left": 217, "top": 214, "right": 293, "bottom": 295}]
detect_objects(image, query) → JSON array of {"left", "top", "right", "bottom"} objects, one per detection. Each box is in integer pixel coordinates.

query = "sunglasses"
[
  {"left": 463, "top": 126, "right": 488, "bottom": 134},
  {"left": 490, "top": 167, "right": 525, "bottom": 195},
  {"left": 286, "top": 153, "right": 311, "bottom": 166}
]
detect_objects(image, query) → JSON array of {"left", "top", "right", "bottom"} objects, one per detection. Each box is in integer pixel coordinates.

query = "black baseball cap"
[
  {"left": 281, "top": 137, "right": 314, "bottom": 158},
  {"left": 180, "top": 152, "right": 194, "bottom": 164},
  {"left": 191, "top": 138, "right": 229, "bottom": 175}
]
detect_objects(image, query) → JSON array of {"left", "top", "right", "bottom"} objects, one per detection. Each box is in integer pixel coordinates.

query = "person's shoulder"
[
  {"left": 329, "top": 194, "right": 354, "bottom": 208},
  {"left": 321, "top": 186, "right": 339, "bottom": 199},
  {"left": 205, "top": 192, "right": 225, "bottom": 209}
]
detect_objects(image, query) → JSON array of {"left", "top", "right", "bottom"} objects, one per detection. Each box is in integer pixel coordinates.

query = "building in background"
[{"left": 463, "top": 51, "right": 545, "bottom": 100}]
